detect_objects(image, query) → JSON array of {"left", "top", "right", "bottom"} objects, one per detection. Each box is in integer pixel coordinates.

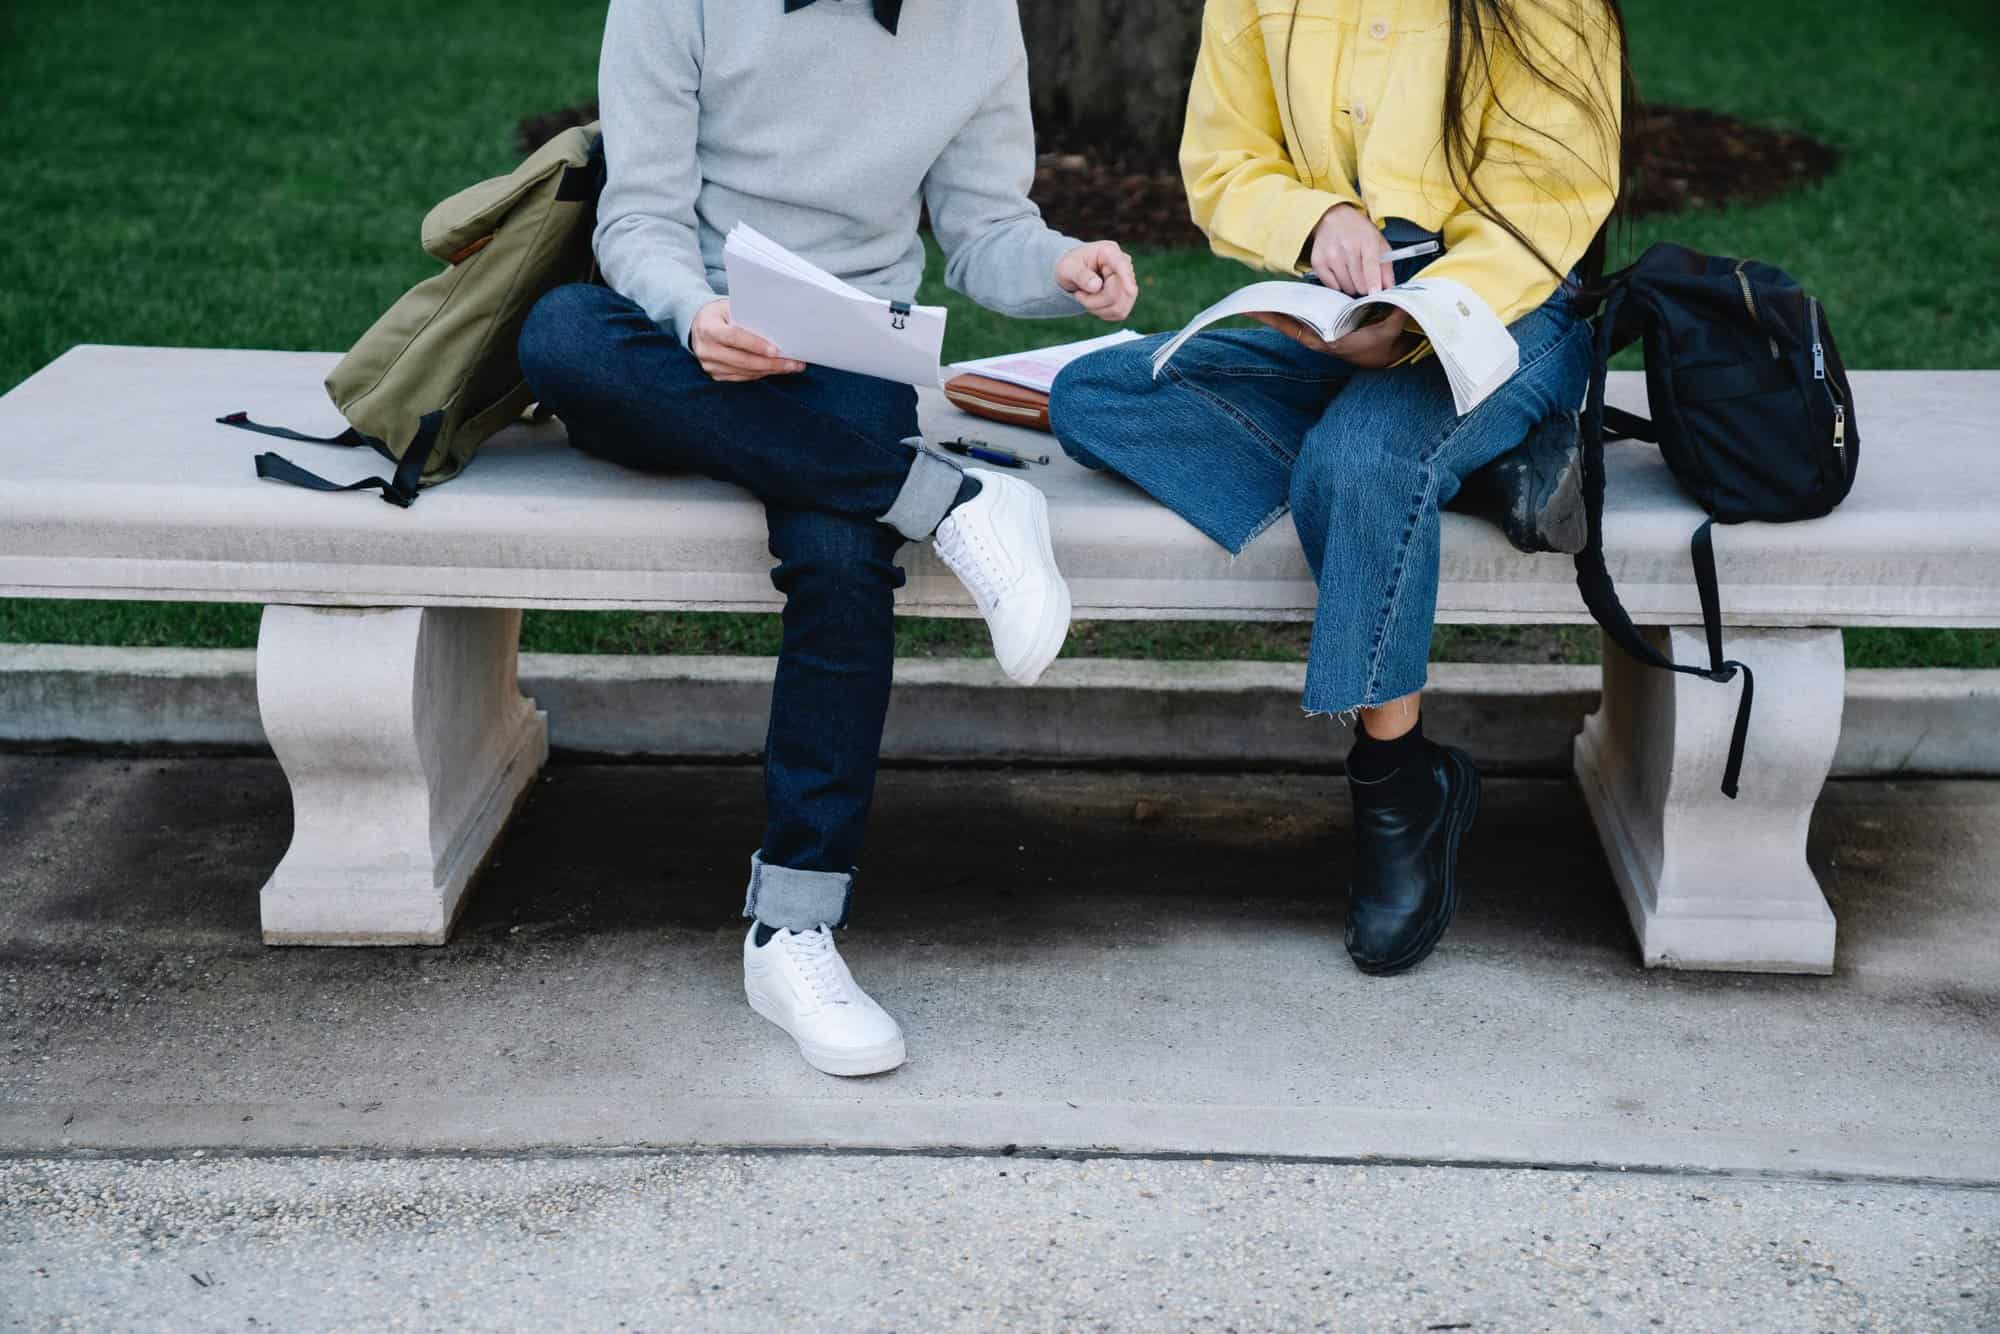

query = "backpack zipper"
[
  {"left": 1808, "top": 297, "right": 1846, "bottom": 451},
  {"left": 1735, "top": 261, "right": 1781, "bottom": 359}
]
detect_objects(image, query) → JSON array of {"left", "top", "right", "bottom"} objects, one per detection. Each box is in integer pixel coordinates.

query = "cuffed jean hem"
[
  {"left": 743, "top": 852, "right": 855, "bottom": 931},
  {"left": 877, "top": 441, "right": 966, "bottom": 541}
]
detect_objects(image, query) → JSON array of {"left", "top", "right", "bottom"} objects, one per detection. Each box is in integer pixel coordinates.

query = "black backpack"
[{"left": 1577, "top": 242, "right": 1860, "bottom": 796}]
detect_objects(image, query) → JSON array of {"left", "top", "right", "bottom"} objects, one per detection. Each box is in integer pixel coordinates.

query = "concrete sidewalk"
[
  {"left": 5, "top": 754, "right": 1998, "bottom": 1172},
  {"left": 2, "top": 755, "right": 1997, "bottom": 1326}
]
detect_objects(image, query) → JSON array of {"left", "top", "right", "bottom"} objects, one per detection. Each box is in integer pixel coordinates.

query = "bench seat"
[
  {"left": 4, "top": 344, "right": 1997, "bottom": 972},
  {"left": 5, "top": 347, "right": 1998, "bottom": 626}
]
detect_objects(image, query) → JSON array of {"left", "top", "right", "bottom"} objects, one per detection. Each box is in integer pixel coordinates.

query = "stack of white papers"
[
  {"left": 722, "top": 224, "right": 948, "bottom": 388},
  {"left": 949, "top": 330, "right": 1146, "bottom": 394},
  {"left": 1150, "top": 277, "right": 1519, "bottom": 415}
]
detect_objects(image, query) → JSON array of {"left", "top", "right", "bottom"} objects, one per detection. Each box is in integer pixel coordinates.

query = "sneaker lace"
[
  {"left": 783, "top": 926, "right": 852, "bottom": 1005},
  {"left": 934, "top": 516, "right": 1008, "bottom": 606}
]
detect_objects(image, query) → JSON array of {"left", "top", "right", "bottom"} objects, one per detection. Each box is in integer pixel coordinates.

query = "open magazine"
[
  {"left": 723, "top": 224, "right": 948, "bottom": 387},
  {"left": 1150, "top": 277, "right": 1519, "bottom": 415}
]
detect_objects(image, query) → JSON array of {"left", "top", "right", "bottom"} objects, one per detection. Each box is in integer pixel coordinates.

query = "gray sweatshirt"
[{"left": 593, "top": 0, "right": 1084, "bottom": 350}]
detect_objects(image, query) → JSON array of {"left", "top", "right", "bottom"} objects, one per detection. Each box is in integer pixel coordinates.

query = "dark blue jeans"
[{"left": 518, "top": 283, "right": 966, "bottom": 930}]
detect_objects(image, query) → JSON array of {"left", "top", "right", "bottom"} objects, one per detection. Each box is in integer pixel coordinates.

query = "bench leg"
[
  {"left": 255, "top": 605, "right": 549, "bottom": 945},
  {"left": 1573, "top": 626, "right": 1842, "bottom": 974}
]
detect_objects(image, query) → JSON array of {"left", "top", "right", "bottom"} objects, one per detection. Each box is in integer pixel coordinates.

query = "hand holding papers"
[
  {"left": 1150, "top": 277, "right": 1520, "bottom": 415},
  {"left": 722, "top": 224, "right": 948, "bottom": 387}
]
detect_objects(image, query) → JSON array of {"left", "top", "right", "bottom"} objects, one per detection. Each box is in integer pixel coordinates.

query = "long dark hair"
[{"left": 1286, "top": 0, "right": 1637, "bottom": 283}]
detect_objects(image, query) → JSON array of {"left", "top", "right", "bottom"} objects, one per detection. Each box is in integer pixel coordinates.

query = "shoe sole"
[
  {"left": 1352, "top": 747, "right": 1482, "bottom": 977},
  {"left": 745, "top": 986, "right": 907, "bottom": 1077},
  {"left": 1533, "top": 446, "right": 1588, "bottom": 556},
  {"left": 1003, "top": 483, "right": 1072, "bottom": 687}
]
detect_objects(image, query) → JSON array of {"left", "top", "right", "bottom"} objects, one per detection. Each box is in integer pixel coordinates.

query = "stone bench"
[{"left": 3, "top": 345, "right": 1995, "bottom": 972}]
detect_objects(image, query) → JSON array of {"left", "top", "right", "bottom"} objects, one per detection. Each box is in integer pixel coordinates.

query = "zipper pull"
[
  {"left": 1833, "top": 404, "right": 1846, "bottom": 450},
  {"left": 1813, "top": 342, "right": 1826, "bottom": 379}
]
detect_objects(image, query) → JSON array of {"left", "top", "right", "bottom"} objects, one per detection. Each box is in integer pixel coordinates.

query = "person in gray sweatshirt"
[{"left": 518, "top": 0, "right": 1137, "bottom": 1077}]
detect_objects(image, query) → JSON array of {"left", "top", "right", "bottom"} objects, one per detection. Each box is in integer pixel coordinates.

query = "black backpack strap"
[
  {"left": 226, "top": 411, "right": 441, "bottom": 510},
  {"left": 1600, "top": 405, "right": 1655, "bottom": 444},
  {"left": 1688, "top": 518, "right": 1755, "bottom": 798},
  {"left": 1575, "top": 291, "right": 1753, "bottom": 798},
  {"left": 1574, "top": 292, "right": 1674, "bottom": 682},
  {"left": 216, "top": 412, "right": 369, "bottom": 449}
]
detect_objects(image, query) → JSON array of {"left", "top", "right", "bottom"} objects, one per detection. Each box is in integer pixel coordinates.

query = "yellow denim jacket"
[{"left": 1180, "top": 0, "right": 1622, "bottom": 327}]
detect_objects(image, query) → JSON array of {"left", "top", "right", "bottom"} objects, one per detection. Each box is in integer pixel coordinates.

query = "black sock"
[
  {"left": 752, "top": 922, "right": 780, "bottom": 947},
  {"left": 951, "top": 473, "right": 983, "bottom": 511},
  {"left": 1348, "top": 716, "right": 1426, "bottom": 784}
]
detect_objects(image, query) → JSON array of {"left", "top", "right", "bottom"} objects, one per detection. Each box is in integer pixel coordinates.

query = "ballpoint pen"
[
  {"left": 937, "top": 438, "right": 1050, "bottom": 469},
  {"left": 1380, "top": 239, "right": 1442, "bottom": 263},
  {"left": 1302, "top": 239, "right": 1441, "bottom": 285}
]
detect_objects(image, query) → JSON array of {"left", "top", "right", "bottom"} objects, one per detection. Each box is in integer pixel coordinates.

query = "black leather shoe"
[
  {"left": 1345, "top": 741, "right": 1482, "bottom": 975},
  {"left": 1454, "top": 409, "right": 1587, "bottom": 555}
]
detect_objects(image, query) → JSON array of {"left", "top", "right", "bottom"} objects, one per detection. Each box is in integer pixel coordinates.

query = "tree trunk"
[{"left": 1019, "top": 0, "right": 1206, "bottom": 160}]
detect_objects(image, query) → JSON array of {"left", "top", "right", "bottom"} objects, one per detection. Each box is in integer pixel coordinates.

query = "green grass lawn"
[{"left": 2, "top": 0, "right": 1996, "bottom": 668}]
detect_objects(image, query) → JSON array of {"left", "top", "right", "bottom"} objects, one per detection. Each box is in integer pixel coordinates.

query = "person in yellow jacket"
[{"left": 1052, "top": 0, "right": 1629, "bottom": 975}]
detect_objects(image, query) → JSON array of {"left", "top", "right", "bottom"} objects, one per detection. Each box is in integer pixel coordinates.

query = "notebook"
[{"left": 943, "top": 330, "right": 1146, "bottom": 432}]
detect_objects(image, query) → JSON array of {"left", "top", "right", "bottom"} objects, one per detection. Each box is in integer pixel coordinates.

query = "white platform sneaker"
[
  {"left": 743, "top": 925, "right": 907, "bottom": 1077},
  {"left": 933, "top": 468, "right": 1072, "bottom": 686}
]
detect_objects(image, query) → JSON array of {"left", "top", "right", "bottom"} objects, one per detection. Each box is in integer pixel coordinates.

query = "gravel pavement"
[{"left": 4, "top": 1153, "right": 1996, "bottom": 1332}]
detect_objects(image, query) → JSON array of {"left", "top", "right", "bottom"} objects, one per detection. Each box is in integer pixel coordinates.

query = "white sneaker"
[
  {"left": 933, "top": 468, "right": 1072, "bottom": 686},
  {"left": 743, "top": 925, "right": 906, "bottom": 1077}
]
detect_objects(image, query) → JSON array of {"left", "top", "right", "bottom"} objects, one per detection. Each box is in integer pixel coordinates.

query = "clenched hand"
[{"left": 1056, "top": 241, "right": 1139, "bottom": 322}]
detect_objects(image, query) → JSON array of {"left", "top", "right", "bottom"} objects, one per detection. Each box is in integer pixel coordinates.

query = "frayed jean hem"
[{"left": 1298, "top": 666, "right": 1430, "bottom": 722}]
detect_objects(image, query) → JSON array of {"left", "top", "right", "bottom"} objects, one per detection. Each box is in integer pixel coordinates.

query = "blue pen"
[
  {"left": 939, "top": 437, "right": 1044, "bottom": 469},
  {"left": 964, "top": 445, "right": 1029, "bottom": 470}
]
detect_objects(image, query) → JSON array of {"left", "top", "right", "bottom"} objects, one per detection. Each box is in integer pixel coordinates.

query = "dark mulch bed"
[{"left": 516, "top": 102, "right": 1838, "bottom": 249}]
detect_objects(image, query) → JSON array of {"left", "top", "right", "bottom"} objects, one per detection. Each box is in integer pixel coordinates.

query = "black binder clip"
[{"left": 889, "top": 301, "right": 911, "bottom": 331}]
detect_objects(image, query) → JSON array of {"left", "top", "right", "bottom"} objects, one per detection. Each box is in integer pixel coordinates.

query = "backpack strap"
[
  {"left": 1600, "top": 405, "right": 1655, "bottom": 444},
  {"left": 221, "top": 411, "right": 440, "bottom": 509},
  {"left": 1575, "top": 289, "right": 1754, "bottom": 798},
  {"left": 1689, "top": 518, "right": 1755, "bottom": 798},
  {"left": 216, "top": 412, "right": 369, "bottom": 449}
]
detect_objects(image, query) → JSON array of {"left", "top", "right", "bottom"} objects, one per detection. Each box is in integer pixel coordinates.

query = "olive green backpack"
[{"left": 221, "top": 123, "right": 604, "bottom": 506}]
